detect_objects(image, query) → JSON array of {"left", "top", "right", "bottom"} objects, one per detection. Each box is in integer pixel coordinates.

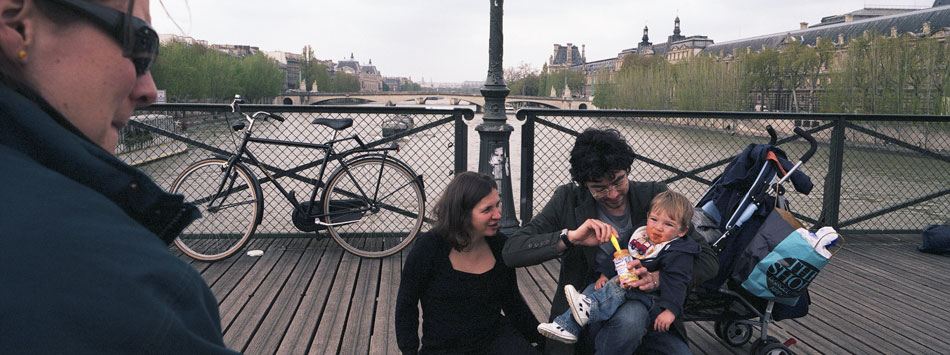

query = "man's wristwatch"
[{"left": 559, "top": 229, "right": 574, "bottom": 248}]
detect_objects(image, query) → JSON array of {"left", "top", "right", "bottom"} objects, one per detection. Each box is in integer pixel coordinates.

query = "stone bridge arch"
[{"left": 275, "top": 92, "right": 593, "bottom": 111}]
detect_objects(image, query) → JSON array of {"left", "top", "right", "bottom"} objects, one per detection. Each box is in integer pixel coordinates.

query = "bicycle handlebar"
[
  {"left": 230, "top": 95, "right": 245, "bottom": 114},
  {"left": 794, "top": 127, "right": 818, "bottom": 164},
  {"left": 232, "top": 94, "right": 284, "bottom": 123},
  {"left": 252, "top": 111, "right": 284, "bottom": 122},
  {"left": 766, "top": 125, "right": 777, "bottom": 146}
]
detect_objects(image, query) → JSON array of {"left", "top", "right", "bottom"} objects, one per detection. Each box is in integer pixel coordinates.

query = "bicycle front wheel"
[
  {"left": 322, "top": 156, "right": 424, "bottom": 258},
  {"left": 171, "top": 158, "right": 261, "bottom": 261}
]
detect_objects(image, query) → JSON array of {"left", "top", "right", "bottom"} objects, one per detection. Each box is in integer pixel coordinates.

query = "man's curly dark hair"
[{"left": 569, "top": 128, "right": 637, "bottom": 184}]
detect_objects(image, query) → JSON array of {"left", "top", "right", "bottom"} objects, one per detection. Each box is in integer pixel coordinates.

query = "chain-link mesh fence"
[
  {"left": 125, "top": 104, "right": 472, "bottom": 244},
  {"left": 517, "top": 109, "right": 950, "bottom": 234}
]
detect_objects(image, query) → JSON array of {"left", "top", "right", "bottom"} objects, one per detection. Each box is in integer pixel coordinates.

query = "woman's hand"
[
  {"left": 567, "top": 219, "right": 617, "bottom": 247},
  {"left": 654, "top": 309, "right": 675, "bottom": 332}
]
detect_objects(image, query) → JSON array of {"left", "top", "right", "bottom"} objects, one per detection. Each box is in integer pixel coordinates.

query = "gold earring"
[{"left": 17, "top": 50, "right": 26, "bottom": 59}]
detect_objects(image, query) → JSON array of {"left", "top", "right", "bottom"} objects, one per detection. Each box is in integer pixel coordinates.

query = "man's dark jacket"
[
  {"left": 0, "top": 85, "right": 237, "bottom": 353},
  {"left": 503, "top": 181, "right": 719, "bottom": 353}
]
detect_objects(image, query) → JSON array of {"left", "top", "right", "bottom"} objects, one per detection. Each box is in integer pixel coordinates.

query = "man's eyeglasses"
[
  {"left": 587, "top": 173, "right": 628, "bottom": 198},
  {"left": 44, "top": 0, "right": 158, "bottom": 76}
]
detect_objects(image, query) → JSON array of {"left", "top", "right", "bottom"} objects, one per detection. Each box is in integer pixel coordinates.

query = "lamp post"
[{"left": 478, "top": 0, "right": 518, "bottom": 234}]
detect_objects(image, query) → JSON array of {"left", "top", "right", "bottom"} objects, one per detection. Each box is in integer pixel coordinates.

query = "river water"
[{"left": 134, "top": 100, "right": 948, "bottom": 233}]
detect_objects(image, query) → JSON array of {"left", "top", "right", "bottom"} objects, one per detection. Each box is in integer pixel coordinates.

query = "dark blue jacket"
[
  {"left": 0, "top": 85, "right": 236, "bottom": 353},
  {"left": 641, "top": 236, "right": 700, "bottom": 317}
]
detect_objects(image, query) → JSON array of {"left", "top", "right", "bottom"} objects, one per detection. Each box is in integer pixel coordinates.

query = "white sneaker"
[
  {"left": 565, "top": 284, "right": 591, "bottom": 326},
  {"left": 537, "top": 322, "right": 578, "bottom": 344}
]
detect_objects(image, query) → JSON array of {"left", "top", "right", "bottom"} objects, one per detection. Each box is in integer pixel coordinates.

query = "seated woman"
[{"left": 395, "top": 172, "right": 542, "bottom": 355}]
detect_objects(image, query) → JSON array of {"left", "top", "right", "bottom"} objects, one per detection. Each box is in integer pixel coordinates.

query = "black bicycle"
[{"left": 170, "top": 95, "right": 425, "bottom": 260}]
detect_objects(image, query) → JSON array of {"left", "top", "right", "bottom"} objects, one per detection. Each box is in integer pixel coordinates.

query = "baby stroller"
[{"left": 683, "top": 126, "right": 824, "bottom": 355}]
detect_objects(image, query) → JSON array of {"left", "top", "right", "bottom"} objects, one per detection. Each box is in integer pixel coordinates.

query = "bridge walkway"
[{"left": 177, "top": 233, "right": 950, "bottom": 354}]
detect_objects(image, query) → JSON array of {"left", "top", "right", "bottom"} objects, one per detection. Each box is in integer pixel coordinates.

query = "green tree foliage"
[
  {"left": 821, "top": 32, "right": 950, "bottom": 114},
  {"left": 152, "top": 41, "right": 283, "bottom": 103},
  {"left": 508, "top": 74, "right": 540, "bottom": 96},
  {"left": 592, "top": 30, "right": 949, "bottom": 114},
  {"left": 329, "top": 72, "right": 361, "bottom": 92},
  {"left": 238, "top": 52, "right": 285, "bottom": 103},
  {"left": 593, "top": 54, "right": 747, "bottom": 110},
  {"left": 505, "top": 62, "right": 541, "bottom": 96},
  {"left": 300, "top": 45, "right": 331, "bottom": 92},
  {"left": 671, "top": 56, "right": 746, "bottom": 111},
  {"left": 537, "top": 67, "right": 585, "bottom": 98},
  {"left": 401, "top": 80, "right": 422, "bottom": 91}
]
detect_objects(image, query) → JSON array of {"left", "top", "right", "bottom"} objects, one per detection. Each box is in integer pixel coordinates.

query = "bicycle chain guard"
[{"left": 292, "top": 201, "right": 326, "bottom": 232}]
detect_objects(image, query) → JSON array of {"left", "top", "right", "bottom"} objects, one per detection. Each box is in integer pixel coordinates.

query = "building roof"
[
  {"left": 362, "top": 65, "right": 379, "bottom": 75},
  {"left": 703, "top": 5, "right": 950, "bottom": 56},
  {"left": 551, "top": 45, "right": 584, "bottom": 65},
  {"left": 815, "top": 7, "right": 919, "bottom": 27},
  {"left": 337, "top": 60, "right": 360, "bottom": 72}
]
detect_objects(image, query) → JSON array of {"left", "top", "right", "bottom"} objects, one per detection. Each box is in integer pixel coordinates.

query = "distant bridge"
[{"left": 274, "top": 92, "right": 596, "bottom": 111}]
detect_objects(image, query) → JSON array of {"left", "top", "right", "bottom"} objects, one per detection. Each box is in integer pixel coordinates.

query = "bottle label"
[{"left": 614, "top": 253, "right": 639, "bottom": 286}]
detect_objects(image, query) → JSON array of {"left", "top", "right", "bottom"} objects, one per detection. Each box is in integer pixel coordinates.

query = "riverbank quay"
[{"left": 177, "top": 232, "right": 949, "bottom": 354}]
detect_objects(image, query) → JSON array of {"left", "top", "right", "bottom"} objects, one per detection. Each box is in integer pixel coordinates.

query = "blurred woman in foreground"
[{"left": 0, "top": 0, "right": 234, "bottom": 352}]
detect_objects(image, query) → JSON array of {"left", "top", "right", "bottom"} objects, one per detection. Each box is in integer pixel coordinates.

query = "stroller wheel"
[
  {"left": 722, "top": 321, "right": 752, "bottom": 346},
  {"left": 750, "top": 337, "right": 780, "bottom": 355},
  {"left": 756, "top": 342, "right": 791, "bottom": 355},
  {"left": 713, "top": 320, "right": 727, "bottom": 339}
]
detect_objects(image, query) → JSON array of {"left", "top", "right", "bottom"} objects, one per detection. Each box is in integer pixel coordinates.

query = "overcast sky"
[{"left": 151, "top": 0, "right": 935, "bottom": 83}]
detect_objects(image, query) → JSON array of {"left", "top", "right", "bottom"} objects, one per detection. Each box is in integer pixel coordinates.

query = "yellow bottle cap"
[{"left": 610, "top": 234, "right": 622, "bottom": 252}]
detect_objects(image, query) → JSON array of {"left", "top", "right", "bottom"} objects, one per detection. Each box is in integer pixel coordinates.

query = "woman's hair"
[
  {"left": 569, "top": 128, "right": 637, "bottom": 185},
  {"left": 431, "top": 171, "right": 498, "bottom": 251},
  {"left": 649, "top": 190, "right": 694, "bottom": 231}
]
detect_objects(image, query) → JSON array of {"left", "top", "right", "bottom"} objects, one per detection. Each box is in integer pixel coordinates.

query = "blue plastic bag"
[{"left": 741, "top": 231, "right": 828, "bottom": 305}]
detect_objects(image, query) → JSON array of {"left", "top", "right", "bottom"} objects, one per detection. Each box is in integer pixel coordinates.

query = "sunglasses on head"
[{"left": 43, "top": 0, "right": 158, "bottom": 76}]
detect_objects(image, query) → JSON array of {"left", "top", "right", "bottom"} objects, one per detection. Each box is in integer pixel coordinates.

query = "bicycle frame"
[{"left": 215, "top": 111, "right": 401, "bottom": 227}]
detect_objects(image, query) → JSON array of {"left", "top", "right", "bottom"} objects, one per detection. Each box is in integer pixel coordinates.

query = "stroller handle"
[
  {"left": 794, "top": 127, "right": 818, "bottom": 164},
  {"left": 766, "top": 125, "right": 777, "bottom": 145}
]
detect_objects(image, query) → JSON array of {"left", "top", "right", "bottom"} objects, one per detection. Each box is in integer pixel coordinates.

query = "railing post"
[
  {"left": 454, "top": 111, "right": 468, "bottom": 174},
  {"left": 819, "top": 117, "right": 846, "bottom": 229},
  {"left": 477, "top": 0, "right": 519, "bottom": 234},
  {"left": 518, "top": 111, "right": 535, "bottom": 225}
]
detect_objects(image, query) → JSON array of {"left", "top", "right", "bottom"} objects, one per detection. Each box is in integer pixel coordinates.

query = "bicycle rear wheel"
[
  {"left": 322, "top": 156, "right": 424, "bottom": 258},
  {"left": 171, "top": 158, "right": 261, "bottom": 261}
]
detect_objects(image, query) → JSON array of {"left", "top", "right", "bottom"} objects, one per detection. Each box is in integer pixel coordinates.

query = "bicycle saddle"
[{"left": 311, "top": 118, "right": 353, "bottom": 130}]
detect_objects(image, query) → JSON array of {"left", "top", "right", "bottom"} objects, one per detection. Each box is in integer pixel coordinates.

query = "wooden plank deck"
[{"left": 177, "top": 233, "right": 950, "bottom": 354}]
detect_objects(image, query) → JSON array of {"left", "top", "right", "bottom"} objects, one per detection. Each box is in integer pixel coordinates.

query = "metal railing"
[
  {"left": 517, "top": 109, "right": 950, "bottom": 234},
  {"left": 125, "top": 104, "right": 948, "bottom": 235},
  {"left": 126, "top": 103, "right": 473, "bottom": 236}
]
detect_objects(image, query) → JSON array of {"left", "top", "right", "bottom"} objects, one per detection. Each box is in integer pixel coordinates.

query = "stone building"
[
  {"left": 548, "top": 43, "right": 586, "bottom": 71},
  {"left": 558, "top": 17, "right": 713, "bottom": 98},
  {"left": 703, "top": 2, "right": 950, "bottom": 59},
  {"left": 336, "top": 54, "right": 384, "bottom": 92},
  {"left": 263, "top": 51, "right": 302, "bottom": 91},
  {"left": 699, "top": 1, "right": 950, "bottom": 112},
  {"left": 211, "top": 44, "right": 260, "bottom": 57}
]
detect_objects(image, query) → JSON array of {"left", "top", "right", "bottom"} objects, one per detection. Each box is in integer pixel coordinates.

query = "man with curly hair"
[{"left": 504, "top": 128, "right": 718, "bottom": 355}]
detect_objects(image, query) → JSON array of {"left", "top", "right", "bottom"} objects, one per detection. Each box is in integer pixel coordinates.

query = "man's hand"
[
  {"left": 594, "top": 274, "right": 609, "bottom": 290},
  {"left": 626, "top": 260, "right": 660, "bottom": 292},
  {"left": 566, "top": 219, "right": 616, "bottom": 247},
  {"left": 654, "top": 309, "right": 675, "bottom": 332}
]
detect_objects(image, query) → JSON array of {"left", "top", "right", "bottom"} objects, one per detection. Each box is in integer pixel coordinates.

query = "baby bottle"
[{"left": 611, "top": 235, "right": 638, "bottom": 287}]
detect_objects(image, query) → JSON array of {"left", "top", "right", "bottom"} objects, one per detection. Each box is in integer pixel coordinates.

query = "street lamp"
[{"left": 478, "top": 0, "right": 518, "bottom": 234}]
